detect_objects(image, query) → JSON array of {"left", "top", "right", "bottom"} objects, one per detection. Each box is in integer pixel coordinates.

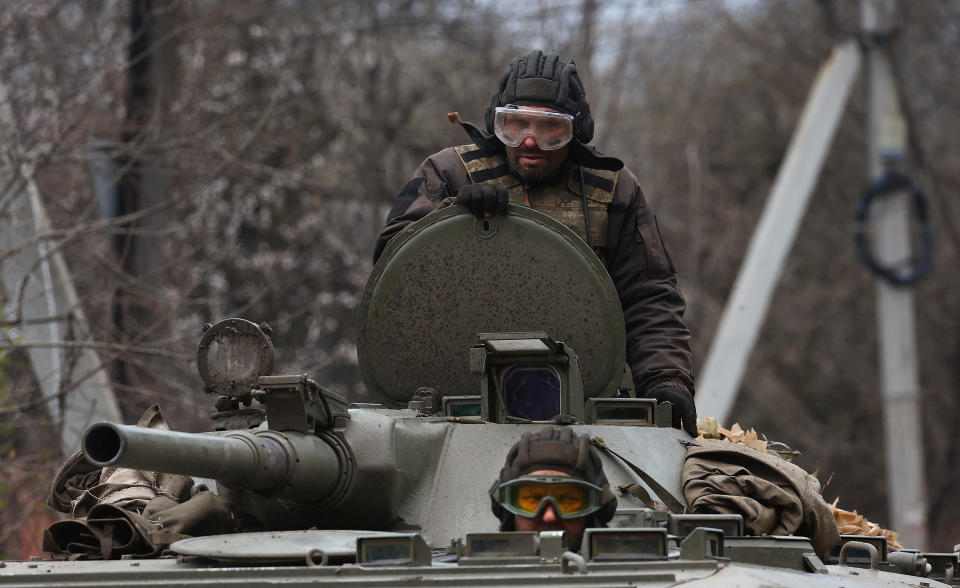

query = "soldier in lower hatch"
[{"left": 489, "top": 427, "right": 617, "bottom": 551}]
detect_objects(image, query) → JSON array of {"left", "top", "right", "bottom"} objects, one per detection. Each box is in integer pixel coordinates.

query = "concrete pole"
[
  {"left": 862, "top": 0, "right": 928, "bottom": 550},
  {"left": 0, "top": 80, "right": 121, "bottom": 454},
  {"left": 697, "top": 41, "right": 861, "bottom": 422}
]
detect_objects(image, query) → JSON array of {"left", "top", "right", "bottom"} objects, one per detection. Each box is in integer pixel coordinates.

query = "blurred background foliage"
[{"left": 0, "top": 0, "right": 957, "bottom": 555}]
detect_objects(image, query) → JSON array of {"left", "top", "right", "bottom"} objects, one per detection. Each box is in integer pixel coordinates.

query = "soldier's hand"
[
  {"left": 649, "top": 386, "right": 698, "bottom": 437},
  {"left": 455, "top": 183, "right": 509, "bottom": 218}
]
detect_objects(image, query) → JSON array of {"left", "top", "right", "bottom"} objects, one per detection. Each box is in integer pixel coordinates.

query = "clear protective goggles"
[
  {"left": 491, "top": 475, "right": 603, "bottom": 520},
  {"left": 493, "top": 105, "right": 575, "bottom": 150}
]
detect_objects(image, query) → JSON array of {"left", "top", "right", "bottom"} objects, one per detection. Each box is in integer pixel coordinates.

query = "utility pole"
[
  {"left": 696, "top": 0, "right": 929, "bottom": 548},
  {"left": 697, "top": 41, "right": 862, "bottom": 423},
  {"left": 862, "top": 0, "right": 927, "bottom": 550},
  {"left": 0, "top": 81, "right": 121, "bottom": 454}
]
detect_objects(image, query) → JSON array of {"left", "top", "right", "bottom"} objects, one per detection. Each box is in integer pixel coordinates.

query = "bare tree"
[{"left": 1, "top": 0, "right": 958, "bottom": 557}]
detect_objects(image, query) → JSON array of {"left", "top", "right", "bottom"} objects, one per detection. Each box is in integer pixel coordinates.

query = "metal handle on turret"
[{"left": 82, "top": 422, "right": 346, "bottom": 504}]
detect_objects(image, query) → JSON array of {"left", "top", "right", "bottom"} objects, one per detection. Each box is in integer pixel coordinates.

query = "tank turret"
[{"left": 68, "top": 206, "right": 687, "bottom": 541}]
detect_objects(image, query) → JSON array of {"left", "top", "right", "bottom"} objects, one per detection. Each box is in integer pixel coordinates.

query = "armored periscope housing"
[{"left": 4, "top": 205, "right": 954, "bottom": 587}]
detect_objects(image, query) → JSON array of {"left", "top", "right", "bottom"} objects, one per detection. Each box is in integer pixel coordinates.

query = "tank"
[{"left": 2, "top": 205, "right": 955, "bottom": 587}]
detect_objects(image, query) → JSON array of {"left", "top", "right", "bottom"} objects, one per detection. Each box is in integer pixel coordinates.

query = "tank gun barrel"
[{"left": 83, "top": 422, "right": 346, "bottom": 504}]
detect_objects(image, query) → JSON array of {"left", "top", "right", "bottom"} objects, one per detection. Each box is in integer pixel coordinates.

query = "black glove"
[
  {"left": 455, "top": 183, "right": 509, "bottom": 218},
  {"left": 649, "top": 386, "right": 698, "bottom": 437}
]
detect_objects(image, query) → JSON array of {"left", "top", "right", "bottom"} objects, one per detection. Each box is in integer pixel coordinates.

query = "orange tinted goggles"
[{"left": 492, "top": 476, "right": 603, "bottom": 520}]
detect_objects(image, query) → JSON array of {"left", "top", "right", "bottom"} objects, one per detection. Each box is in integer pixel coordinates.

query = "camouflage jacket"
[{"left": 374, "top": 144, "right": 694, "bottom": 396}]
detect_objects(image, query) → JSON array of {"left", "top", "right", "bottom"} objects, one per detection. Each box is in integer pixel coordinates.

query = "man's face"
[
  {"left": 511, "top": 469, "right": 589, "bottom": 550},
  {"left": 503, "top": 106, "right": 571, "bottom": 182}
]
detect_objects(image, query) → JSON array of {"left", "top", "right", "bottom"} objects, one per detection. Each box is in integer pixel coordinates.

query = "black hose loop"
[{"left": 854, "top": 172, "right": 934, "bottom": 286}]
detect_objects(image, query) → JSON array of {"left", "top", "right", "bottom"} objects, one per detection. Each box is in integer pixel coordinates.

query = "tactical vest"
[{"left": 454, "top": 144, "right": 619, "bottom": 249}]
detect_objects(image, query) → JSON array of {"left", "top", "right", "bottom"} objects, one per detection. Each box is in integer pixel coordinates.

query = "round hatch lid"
[
  {"left": 196, "top": 318, "right": 275, "bottom": 397},
  {"left": 358, "top": 205, "right": 626, "bottom": 405},
  {"left": 170, "top": 529, "right": 399, "bottom": 563}
]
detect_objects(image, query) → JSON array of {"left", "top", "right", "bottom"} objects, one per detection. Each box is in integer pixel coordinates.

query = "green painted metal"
[
  {"left": 358, "top": 205, "right": 626, "bottom": 405},
  {"left": 171, "top": 530, "right": 401, "bottom": 563},
  {"left": 83, "top": 423, "right": 344, "bottom": 504},
  {"left": 3, "top": 202, "right": 950, "bottom": 588}
]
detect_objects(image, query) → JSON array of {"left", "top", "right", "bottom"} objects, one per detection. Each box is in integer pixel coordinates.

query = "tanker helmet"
[
  {"left": 483, "top": 50, "right": 594, "bottom": 145},
  {"left": 490, "top": 427, "right": 617, "bottom": 530}
]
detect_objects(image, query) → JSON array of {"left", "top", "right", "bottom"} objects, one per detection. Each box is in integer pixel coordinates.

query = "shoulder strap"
[
  {"left": 592, "top": 437, "right": 686, "bottom": 514},
  {"left": 453, "top": 144, "right": 515, "bottom": 185},
  {"left": 568, "top": 167, "right": 619, "bottom": 203}
]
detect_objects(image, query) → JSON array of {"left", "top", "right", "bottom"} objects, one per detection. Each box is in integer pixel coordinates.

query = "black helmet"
[
  {"left": 456, "top": 50, "right": 621, "bottom": 171},
  {"left": 490, "top": 427, "right": 617, "bottom": 530},
  {"left": 483, "top": 50, "right": 594, "bottom": 144}
]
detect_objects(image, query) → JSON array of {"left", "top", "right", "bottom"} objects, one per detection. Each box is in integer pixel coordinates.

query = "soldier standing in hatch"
[
  {"left": 374, "top": 49, "right": 697, "bottom": 435},
  {"left": 488, "top": 427, "right": 617, "bottom": 552}
]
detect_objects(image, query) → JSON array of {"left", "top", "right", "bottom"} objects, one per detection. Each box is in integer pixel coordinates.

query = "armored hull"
[{"left": 3, "top": 206, "right": 954, "bottom": 587}]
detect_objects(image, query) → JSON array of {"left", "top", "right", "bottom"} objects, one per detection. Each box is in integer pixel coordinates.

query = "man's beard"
[{"left": 506, "top": 154, "right": 569, "bottom": 184}]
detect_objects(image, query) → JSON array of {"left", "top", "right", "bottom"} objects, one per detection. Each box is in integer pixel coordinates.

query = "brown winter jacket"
[{"left": 374, "top": 144, "right": 694, "bottom": 396}]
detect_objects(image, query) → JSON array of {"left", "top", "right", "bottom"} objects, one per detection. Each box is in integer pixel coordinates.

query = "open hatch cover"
[{"left": 358, "top": 205, "right": 626, "bottom": 405}]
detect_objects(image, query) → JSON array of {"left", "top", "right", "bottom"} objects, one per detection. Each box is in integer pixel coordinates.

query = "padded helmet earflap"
[
  {"left": 572, "top": 98, "right": 594, "bottom": 145},
  {"left": 483, "top": 50, "right": 595, "bottom": 145}
]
